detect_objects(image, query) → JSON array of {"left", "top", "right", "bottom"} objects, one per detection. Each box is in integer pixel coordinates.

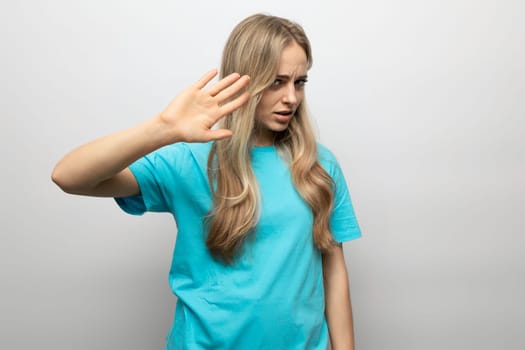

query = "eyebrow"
[{"left": 276, "top": 74, "right": 308, "bottom": 80}]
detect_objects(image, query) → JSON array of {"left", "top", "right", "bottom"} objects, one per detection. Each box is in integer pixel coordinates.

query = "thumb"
[{"left": 207, "top": 129, "right": 233, "bottom": 141}]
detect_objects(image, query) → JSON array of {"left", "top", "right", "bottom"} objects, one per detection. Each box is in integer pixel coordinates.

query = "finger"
[
  {"left": 206, "top": 129, "right": 234, "bottom": 141},
  {"left": 207, "top": 72, "right": 242, "bottom": 97},
  {"left": 218, "top": 91, "right": 250, "bottom": 116},
  {"left": 214, "top": 75, "right": 250, "bottom": 103},
  {"left": 194, "top": 69, "right": 218, "bottom": 89}
]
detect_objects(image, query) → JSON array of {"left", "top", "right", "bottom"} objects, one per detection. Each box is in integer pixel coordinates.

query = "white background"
[{"left": 1, "top": 0, "right": 524, "bottom": 349}]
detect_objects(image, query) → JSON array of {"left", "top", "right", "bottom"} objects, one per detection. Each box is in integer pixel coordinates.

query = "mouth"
[{"left": 273, "top": 110, "right": 294, "bottom": 122}]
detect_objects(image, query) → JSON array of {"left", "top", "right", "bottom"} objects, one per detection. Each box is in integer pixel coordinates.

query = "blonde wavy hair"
[{"left": 206, "top": 14, "right": 336, "bottom": 263}]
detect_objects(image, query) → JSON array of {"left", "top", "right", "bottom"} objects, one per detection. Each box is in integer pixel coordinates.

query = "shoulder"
[
  {"left": 317, "top": 143, "right": 337, "bottom": 161},
  {"left": 136, "top": 142, "right": 212, "bottom": 178},
  {"left": 150, "top": 141, "right": 212, "bottom": 160},
  {"left": 183, "top": 142, "right": 213, "bottom": 166},
  {"left": 316, "top": 143, "right": 340, "bottom": 173},
  {"left": 184, "top": 141, "right": 213, "bottom": 155}
]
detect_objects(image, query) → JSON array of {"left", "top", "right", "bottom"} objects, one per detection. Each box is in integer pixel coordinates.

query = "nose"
[{"left": 282, "top": 82, "right": 298, "bottom": 105}]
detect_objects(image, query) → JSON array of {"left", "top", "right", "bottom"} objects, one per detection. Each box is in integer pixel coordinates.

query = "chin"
[{"left": 271, "top": 121, "right": 291, "bottom": 132}]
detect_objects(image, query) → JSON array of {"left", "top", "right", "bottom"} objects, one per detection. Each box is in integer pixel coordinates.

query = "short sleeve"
[
  {"left": 319, "top": 145, "right": 362, "bottom": 243},
  {"left": 114, "top": 144, "right": 188, "bottom": 215}
]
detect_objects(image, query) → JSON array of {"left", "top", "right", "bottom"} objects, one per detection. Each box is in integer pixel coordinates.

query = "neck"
[{"left": 253, "top": 130, "right": 276, "bottom": 146}]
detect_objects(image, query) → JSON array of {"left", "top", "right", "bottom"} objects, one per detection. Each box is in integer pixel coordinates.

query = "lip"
[
  {"left": 275, "top": 109, "right": 293, "bottom": 114},
  {"left": 273, "top": 110, "right": 294, "bottom": 122}
]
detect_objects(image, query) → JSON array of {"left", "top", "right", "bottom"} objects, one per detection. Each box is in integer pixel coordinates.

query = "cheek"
[{"left": 296, "top": 90, "right": 305, "bottom": 104}]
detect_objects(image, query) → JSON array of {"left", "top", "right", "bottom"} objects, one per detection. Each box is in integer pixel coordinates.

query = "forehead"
[{"left": 276, "top": 41, "right": 308, "bottom": 76}]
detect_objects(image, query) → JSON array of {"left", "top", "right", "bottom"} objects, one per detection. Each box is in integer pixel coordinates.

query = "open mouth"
[
  {"left": 274, "top": 110, "right": 293, "bottom": 117},
  {"left": 273, "top": 110, "right": 294, "bottom": 123}
]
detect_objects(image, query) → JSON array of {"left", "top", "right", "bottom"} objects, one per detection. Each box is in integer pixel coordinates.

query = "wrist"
[{"left": 141, "top": 114, "right": 182, "bottom": 149}]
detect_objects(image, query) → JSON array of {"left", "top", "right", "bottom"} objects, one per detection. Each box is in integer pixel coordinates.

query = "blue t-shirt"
[{"left": 115, "top": 142, "right": 361, "bottom": 350}]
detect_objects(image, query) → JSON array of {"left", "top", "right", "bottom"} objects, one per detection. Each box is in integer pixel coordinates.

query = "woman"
[{"left": 52, "top": 13, "right": 361, "bottom": 350}]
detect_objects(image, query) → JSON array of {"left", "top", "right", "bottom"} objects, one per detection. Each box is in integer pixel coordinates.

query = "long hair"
[{"left": 206, "top": 14, "right": 336, "bottom": 263}]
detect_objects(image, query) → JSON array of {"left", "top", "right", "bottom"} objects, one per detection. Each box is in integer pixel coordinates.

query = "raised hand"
[
  {"left": 52, "top": 69, "right": 250, "bottom": 197},
  {"left": 159, "top": 69, "right": 250, "bottom": 143}
]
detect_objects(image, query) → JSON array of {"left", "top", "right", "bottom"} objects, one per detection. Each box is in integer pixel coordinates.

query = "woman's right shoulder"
[
  {"left": 152, "top": 141, "right": 212, "bottom": 158},
  {"left": 137, "top": 142, "right": 212, "bottom": 180},
  {"left": 154, "top": 142, "right": 213, "bottom": 171}
]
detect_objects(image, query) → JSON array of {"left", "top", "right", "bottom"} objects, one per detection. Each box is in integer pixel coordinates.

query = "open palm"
[{"left": 159, "top": 70, "right": 250, "bottom": 143}]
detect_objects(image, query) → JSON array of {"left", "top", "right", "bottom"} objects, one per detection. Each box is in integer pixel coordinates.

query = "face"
[{"left": 254, "top": 41, "right": 308, "bottom": 146}]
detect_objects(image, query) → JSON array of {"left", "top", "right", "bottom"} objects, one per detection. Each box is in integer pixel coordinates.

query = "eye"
[
  {"left": 295, "top": 78, "right": 308, "bottom": 88},
  {"left": 271, "top": 78, "right": 284, "bottom": 87}
]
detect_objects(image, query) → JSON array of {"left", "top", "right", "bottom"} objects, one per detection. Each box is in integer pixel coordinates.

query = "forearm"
[
  {"left": 323, "top": 245, "right": 355, "bottom": 350},
  {"left": 52, "top": 114, "right": 174, "bottom": 194},
  {"left": 52, "top": 70, "right": 250, "bottom": 196}
]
